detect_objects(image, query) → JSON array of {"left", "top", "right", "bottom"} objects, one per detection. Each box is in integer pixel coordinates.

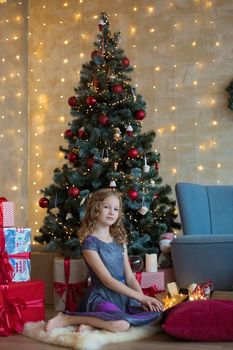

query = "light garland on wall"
[
  {"left": 0, "top": 1, "right": 27, "bottom": 221},
  {"left": 0, "top": 0, "right": 229, "bottom": 243}
]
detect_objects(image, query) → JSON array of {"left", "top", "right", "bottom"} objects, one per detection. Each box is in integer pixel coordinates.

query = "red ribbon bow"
[
  {"left": 54, "top": 257, "right": 87, "bottom": 312},
  {"left": 135, "top": 272, "right": 159, "bottom": 296},
  {"left": 0, "top": 284, "right": 26, "bottom": 336}
]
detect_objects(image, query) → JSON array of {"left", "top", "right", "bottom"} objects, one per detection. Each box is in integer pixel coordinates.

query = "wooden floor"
[{"left": 1, "top": 303, "right": 233, "bottom": 350}]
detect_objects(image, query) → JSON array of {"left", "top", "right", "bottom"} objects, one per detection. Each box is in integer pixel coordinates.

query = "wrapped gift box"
[
  {"left": 158, "top": 267, "right": 176, "bottom": 286},
  {"left": 0, "top": 199, "right": 14, "bottom": 227},
  {"left": 135, "top": 271, "right": 165, "bottom": 293},
  {"left": 1, "top": 228, "right": 31, "bottom": 282},
  {"left": 54, "top": 257, "right": 88, "bottom": 312},
  {"left": 0, "top": 280, "right": 45, "bottom": 336}
]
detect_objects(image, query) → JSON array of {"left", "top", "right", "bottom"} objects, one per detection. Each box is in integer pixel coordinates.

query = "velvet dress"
[{"left": 68, "top": 235, "right": 162, "bottom": 326}]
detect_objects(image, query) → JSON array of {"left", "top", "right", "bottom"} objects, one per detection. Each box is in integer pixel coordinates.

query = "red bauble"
[
  {"left": 155, "top": 161, "right": 159, "bottom": 170},
  {"left": 134, "top": 109, "right": 146, "bottom": 120},
  {"left": 78, "top": 127, "right": 86, "bottom": 138},
  {"left": 111, "top": 84, "right": 123, "bottom": 94},
  {"left": 128, "top": 148, "right": 138, "bottom": 158},
  {"left": 64, "top": 129, "right": 74, "bottom": 138},
  {"left": 39, "top": 197, "right": 49, "bottom": 208},
  {"left": 68, "top": 153, "right": 78, "bottom": 163},
  {"left": 68, "top": 96, "right": 78, "bottom": 107},
  {"left": 122, "top": 57, "right": 130, "bottom": 67},
  {"left": 68, "top": 187, "right": 80, "bottom": 198},
  {"left": 128, "top": 189, "right": 138, "bottom": 201},
  {"left": 91, "top": 50, "right": 102, "bottom": 59},
  {"left": 87, "top": 159, "right": 94, "bottom": 168},
  {"left": 98, "top": 114, "right": 109, "bottom": 126},
  {"left": 86, "top": 96, "right": 97, "bottom": 106}
]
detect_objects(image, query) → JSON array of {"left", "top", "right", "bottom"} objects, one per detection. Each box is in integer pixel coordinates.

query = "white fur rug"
[{"left": 22, "top": 321, "right": 161, "bottom": 350}]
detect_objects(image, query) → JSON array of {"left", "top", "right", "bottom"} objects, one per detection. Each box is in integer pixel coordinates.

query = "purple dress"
[{"left": 67, "top": 235, "right": 162, "bottom": 326}]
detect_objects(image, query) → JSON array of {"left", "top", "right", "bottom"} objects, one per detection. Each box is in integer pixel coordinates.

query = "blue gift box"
[{"left": 3, "top": 228, "right": 31, "bottom": 282}]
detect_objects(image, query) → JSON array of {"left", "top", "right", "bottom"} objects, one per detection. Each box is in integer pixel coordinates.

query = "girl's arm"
[{"left": 82, "top": 248, "right": 163, "bottom": 312}]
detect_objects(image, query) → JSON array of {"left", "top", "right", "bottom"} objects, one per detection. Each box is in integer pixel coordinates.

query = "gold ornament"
[
  {"left": 50, "top": 207, "right": 60, "bottom": 215},
  {"left": 114, "top": 127, "right": 122, "bottom": 141}
]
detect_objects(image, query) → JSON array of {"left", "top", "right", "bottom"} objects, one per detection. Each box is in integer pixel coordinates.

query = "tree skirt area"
[{"left": 22, "top": 321, "right": 161, "bottom": 350}]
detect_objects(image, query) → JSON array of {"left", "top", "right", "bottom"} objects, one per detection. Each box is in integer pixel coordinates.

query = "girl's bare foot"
[
  {"left": 76, "top": 324, "right": 95, "bottom": 333},
  {"left": 46, "top": 312, "right": 68, "bottom": 332}
]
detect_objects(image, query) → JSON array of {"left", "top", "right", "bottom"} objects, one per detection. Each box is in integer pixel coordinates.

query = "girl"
[{"left": 46, "top": 188, "right": 163, "bottom": 333}]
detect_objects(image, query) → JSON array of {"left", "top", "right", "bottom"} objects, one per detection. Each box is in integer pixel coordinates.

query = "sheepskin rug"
[{"left": 22, "top": 321, "right": 161, "bottom": 350}]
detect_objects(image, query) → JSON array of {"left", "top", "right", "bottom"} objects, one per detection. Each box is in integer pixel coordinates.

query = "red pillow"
[{"left": 162, "top": 299, "right": 233, "bottom": 341}]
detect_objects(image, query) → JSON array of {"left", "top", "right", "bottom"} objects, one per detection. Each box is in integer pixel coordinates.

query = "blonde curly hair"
[{"left": 78, "top": 188, "right": 127, "bottom": 244}]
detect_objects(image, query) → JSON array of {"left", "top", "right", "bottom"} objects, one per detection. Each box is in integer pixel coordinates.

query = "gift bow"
[
  {"left": 54, "top": 257, "right": 87, "bottom": 312},
  {"left": 135, "top": 272, "right": 159, "bottom": 296},
  {"left": 0, "top": 284, "right": 26, "bottom": 336}
]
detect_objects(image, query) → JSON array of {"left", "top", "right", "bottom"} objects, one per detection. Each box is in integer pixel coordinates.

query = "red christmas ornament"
[
  {"left": 64, "top": 129, "right": 74, "bottom": 138},
  {"left": 122, "top": 57, "right": 130, "bottom": 67},
  {"left": 111, "top": 84, "right": 123, "bottom": 94},
  {"left": 126, "top": 125, "right": 133, "bottom": 137},
  {"left": 155, "top": 161, "right": 159, "bottom": 170},
  {"left": 68, "top": 153, "right": 78, "bottom": 163},
  {"left": 154, "top": 193, "right": 159, "bottom": 199},
  {"left": 87, "top": 159, "right": 94, "bottom": 168},
  {"left": 78, "top": 127, "right": 86, "bottom": 138},
  {"left": 134, "top": 109, "right": 146, "bottom": 120},
  {"left": 128, "top": 148, "right": 138, "bottom": 158},
  {"left": 128, "top": 189, "right": 138, "bottom": 201},
  {"left": 68, "top": 187, "right": 80, "bottom": 198},
  {"left": 98, "top": 114, "right": 109, "bottom": 126},
  {"left": 68, "top": 96, "right": 78, "bottom": 107},
  {"left": 86, "top": 96, "right": 97, "bottom": 106},
  {"left": 39, "top": 197, "right": 49, "bottom": 208},
  {"left": 91, "top": 50, "right": 102, "bottom": 59}
]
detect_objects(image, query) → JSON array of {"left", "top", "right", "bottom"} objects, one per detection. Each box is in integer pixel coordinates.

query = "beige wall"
[
  {"left": 0, "top": 0, "right": 233, "bottom": 242},
  {"left": 0, "top": 1, "right": 29, "bottom": 226}
]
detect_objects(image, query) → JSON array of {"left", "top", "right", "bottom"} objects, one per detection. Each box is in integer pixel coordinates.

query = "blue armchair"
[{"left": 170, "top": 182, "right": 233, "bottom": 291}]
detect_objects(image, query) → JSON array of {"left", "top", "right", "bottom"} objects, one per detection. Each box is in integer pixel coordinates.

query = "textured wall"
[
  {"left": 0, "top": 1, "right": 233, "bottom": 242},
  {"left": 0, "top": 1, "right": 28, "bottom": 227}
]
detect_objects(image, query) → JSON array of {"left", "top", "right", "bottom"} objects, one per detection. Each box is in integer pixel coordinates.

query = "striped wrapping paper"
[
  {"left": 136, "top": 271, "right": 165, "bottom": 292},
  {"left": 0, "top": 201, "right": 15, "bottom": 227}
]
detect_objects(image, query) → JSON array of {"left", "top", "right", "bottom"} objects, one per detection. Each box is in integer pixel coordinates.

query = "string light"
[{"left": 0, "top": 1, "right": 230, "bottom": 244}]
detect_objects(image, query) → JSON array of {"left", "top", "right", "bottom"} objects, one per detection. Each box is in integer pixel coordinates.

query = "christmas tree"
[{"left": 35, "top": 12, "right": 180, "bottom": 257}]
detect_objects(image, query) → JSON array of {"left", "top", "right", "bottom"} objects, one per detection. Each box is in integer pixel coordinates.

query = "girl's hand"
[{"left": 140, "top": 295, "right": 164, "bottom": 312}]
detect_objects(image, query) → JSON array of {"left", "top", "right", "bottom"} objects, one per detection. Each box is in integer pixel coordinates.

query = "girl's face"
[{"left": 97, "top": 195, "right": 120, "bottom": 227}]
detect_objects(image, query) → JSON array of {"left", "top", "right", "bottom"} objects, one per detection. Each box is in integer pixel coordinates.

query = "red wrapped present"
[
  {"left": 0, "top": 197, "right": 14, "bottom": 228},
  {"left": 54, "top": 257, "right": 88, "bottom": 312},
  {"left": 0, "top": 280, "right": 45, "bottom": 336},
  {"left": 158, "top": 267, "right": 176, "bottom": 286},
  {"left": 135, "top": 271, "right": 165, "bottom": 295}
]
